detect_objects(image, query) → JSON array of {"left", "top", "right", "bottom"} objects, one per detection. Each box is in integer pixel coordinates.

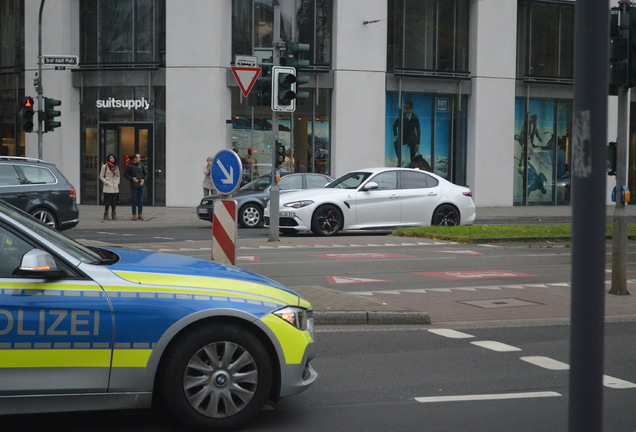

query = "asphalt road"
[{"left": 4, "top": 322, "right": 636, "bottom": 431}]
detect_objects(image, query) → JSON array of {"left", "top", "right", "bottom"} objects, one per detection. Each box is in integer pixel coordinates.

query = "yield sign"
[{"left": 231, "top": 66, "right": 261, "bottom": 97}]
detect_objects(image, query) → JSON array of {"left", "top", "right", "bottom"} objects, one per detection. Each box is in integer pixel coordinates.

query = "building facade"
[{"left": 1, "top": 0, "right": 633, "bottom": 208}]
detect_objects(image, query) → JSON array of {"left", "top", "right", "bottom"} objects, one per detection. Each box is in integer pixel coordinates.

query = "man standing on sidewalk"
[{"left": 124, "top": 154, "right": 147, "bottom": 220}]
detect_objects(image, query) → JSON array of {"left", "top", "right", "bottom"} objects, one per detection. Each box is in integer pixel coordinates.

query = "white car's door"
[
  {"left": 351, "top": 171, "right": 401, "bottom": 228},
  {"left": 399, "top": 170, "right": 441, "bottom": 225}
]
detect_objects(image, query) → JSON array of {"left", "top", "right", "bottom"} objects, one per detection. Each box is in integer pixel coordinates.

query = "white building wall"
[
  {"left": 331, "top": 0, "right": 387, "bottom": 177},
  {"left": 24, "top": 0, "right": 81, "bottom": 198},
  {"left": 165, "top": 0, "right": 232, "bottom": 207},
  {"left": 467, "top": 0, "right": 518, "bottom": 207}
]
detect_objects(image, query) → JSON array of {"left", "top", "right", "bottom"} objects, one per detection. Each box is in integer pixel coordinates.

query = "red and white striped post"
[{"left": 212, "top": 199, "right": 238, "bottom": 265}]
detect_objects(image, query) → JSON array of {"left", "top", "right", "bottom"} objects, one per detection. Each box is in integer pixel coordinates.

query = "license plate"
[
  {"left": 197, "top": 209, "right": 208, "bottom": 215},
  {"left": 279, "top": 212, "right": 295, "bottom": 218}
]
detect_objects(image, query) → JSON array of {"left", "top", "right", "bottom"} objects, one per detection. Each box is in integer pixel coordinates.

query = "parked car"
[
  {"left": 0, "top": 199, "right": 316, "bottom": 430},
  {"left": 264, "top": 167, "right": 476, "bottom": 236},
  {"left": 0, "top": 156, "right": 79, "bottom": 231},
  {"left": 197, "top": 172, "right": 334, "bottom": 228}
]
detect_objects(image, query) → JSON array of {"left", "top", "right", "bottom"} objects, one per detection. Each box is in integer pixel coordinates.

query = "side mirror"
[
  {"left": 18, "top": 249, "right": 67, "bottom": 278},
  {"left": 362, "top": 181, "right": 379, "bottom": 191}
]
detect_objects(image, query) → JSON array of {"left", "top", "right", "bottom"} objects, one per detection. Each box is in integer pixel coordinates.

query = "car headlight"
[
  {"left": 283, "top": 200, "right": 315, "bottom": 209},
  {"left": 273, "top": 306, "right": 314, "bottom": 335}
]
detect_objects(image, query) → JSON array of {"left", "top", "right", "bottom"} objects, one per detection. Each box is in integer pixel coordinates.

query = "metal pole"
[
  {"left": 610, "top": 0, "right": 631, "bottom": 295},
  {"left": 569, "top": 0, "right": 608, "bottom": 430},
  {"left": 268, "top": 6, "right": 281, "bottom": 242},
  {"left": 37, "top": 0, "right": 45, "bottom": 159}
]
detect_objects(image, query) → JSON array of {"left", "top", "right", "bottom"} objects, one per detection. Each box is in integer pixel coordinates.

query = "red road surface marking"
[
  {"left": 308, "top": 252, "right": 414, "bottom": 260},
  {"left": 414, "top": 270, "right": 536, "bottom": 280}
]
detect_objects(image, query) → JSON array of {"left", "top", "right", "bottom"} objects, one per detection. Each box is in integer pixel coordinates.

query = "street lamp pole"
[{"left": 36, "top": 0, "right": 46, "bottom": 159}]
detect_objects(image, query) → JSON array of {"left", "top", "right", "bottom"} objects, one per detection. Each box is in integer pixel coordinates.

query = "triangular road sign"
[{"left": 231, "top": 67, "right": 261, "bottom": 97}]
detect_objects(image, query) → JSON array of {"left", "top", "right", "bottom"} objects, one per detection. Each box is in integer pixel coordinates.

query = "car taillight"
[
  {"left": 69, "top": 188, "right": 77, "bottom": 200},
  {"left": 462, "top": 191, "right": 473, "bottom": 197}
]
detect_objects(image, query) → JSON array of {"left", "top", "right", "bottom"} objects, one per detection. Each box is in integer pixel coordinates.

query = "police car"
[{"left": 0, "top": 200, "right": 316, "bottom": 431}]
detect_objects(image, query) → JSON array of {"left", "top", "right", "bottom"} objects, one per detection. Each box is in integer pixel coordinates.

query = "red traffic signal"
[{"left": 19, "top": 97, "right": 35, "bottom": 133}]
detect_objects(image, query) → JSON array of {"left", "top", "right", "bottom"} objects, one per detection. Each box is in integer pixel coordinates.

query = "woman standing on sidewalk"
[{"left": 99, "top": 154, "right": 120, "bottom": 221}]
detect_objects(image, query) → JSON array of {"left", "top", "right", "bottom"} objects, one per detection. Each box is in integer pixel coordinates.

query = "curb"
[{"left": 314, "top": 311, "right": 431, "bottom": 326}]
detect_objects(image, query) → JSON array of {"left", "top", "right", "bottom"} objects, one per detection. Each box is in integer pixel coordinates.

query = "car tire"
[
  {"left": 158, "top": 323, "right": 273, "bottom": 432},
  {"left": 431, "top": 204, "right": 460, "bottom": 226},
  {"left": 238, "top": 204, "right": 263, "bottom": 228},
  {"left": 311, "top": 204, "right": 342, "bottom": 236},
  {"left": 30, "top": 208, "right": 58, "bottom": 230}
]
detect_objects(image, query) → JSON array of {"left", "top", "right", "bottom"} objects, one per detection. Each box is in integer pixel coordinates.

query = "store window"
[
  {"left": 80, "top": 0, "right": 166, "bottom": 67},
  {"left": 231, "top": 86, "right": 331, "bottom": 178},
  {"left": 388, "top": 0, "right": 470, "bottom": 74},
  {"left": 0, "top": 0, "right": 25, "bottom": 157},
  {"left": 232, "top": 0, "right": 332, "bottom": 68},
  {"left": 517, "top": 0, "right": 574, "bottom": 80},
  {"left": 385, "top": 92, "right": 467, "bottom": 185},
  {"left": 514, "top": 97, "right": 572, "bottom": 206}
]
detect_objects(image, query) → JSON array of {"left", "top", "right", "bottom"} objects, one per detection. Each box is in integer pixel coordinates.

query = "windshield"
[
  {"left": 325, "top": 172, "right": 372, "bottom": 189},
  {"left": 240, "top": 175, "right": 272, "bottom": 192},
  {"left": 0, "top": 201, "right": 102, "bottom": 264}
]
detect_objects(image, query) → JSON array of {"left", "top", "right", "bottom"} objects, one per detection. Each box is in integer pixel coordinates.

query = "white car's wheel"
[
  {"left": 311, "top": 204, "right": 342, "bottom": 236},
  {"left": 432, "top": 204, "right": 460, "bottom": 226}
]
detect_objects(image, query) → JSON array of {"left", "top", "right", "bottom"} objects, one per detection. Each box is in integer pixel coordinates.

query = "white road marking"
[
  {"left": 471, "top": 341, "right": 522, "bottom": 352},
  {"left": 603, "top": 375, "right": 636, "bottom": 389},
  {"left": 415, "top": 391, "right": 561, "bottom": 403},
  {"left": 428, "top": 329, "right": 475, "bottom": 339},
  {"left": 521, "top": 356, "right": 569, "bottom": 370}
]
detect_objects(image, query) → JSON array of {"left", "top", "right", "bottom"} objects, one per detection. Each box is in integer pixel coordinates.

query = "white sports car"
[{"left": 264, "top": 167, "right": 476, "bottom": 236}]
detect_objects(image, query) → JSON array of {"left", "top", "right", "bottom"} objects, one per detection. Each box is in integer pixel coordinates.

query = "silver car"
[{"left": 197, "top": 172, "right": 334, "bottom": 228}]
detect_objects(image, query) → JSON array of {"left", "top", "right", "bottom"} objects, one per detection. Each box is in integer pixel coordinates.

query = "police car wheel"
[{"left": 159, "top": 323, "right": 273, "bottom": 431}]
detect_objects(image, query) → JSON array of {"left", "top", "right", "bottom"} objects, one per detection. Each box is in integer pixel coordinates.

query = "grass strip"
[{"left": 394, "top": 224, "right": 636, "bottom": 243}]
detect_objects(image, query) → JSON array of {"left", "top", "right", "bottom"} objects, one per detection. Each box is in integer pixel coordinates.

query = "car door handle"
[
  {"left": 426, "top": 192, "right": 438, "bottom": 197},
  {"left": 390, "top": 194, "right": 400, "bottom": 199}
]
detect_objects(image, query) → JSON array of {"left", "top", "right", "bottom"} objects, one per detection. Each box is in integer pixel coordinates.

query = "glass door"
[{"left": 100, "top": 124, "right": 153, "bottom": 205}]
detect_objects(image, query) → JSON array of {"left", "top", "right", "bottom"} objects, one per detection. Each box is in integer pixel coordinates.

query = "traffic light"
[
  {"left": 249, "top": 61, "right": 272, "bottom": 107},
  {"left": 18, "top": 97, "right": 35, "bottom": 133},
  {"left": 43, "top": 97, "right": 61, "bottom": 132},
  {"left": 272, "top": 66, "right": 297, "bottom": 112},
  {"left": 283, "top": 41, "right": 310, "bottom": 103},
  {"left": 609, "top": 8, "right": 628, "bottom": 94},
  {"left": 275, "top": 141, "right": 286, "bottom": 168}
]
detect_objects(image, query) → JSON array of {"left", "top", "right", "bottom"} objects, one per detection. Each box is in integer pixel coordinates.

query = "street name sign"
[{"left": 43, "top": 55, "right": 79, "bottom": 67}]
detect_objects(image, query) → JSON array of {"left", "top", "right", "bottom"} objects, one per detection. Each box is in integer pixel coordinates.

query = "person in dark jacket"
[
  {"left": 124, "top": 153, "right": 147, "bottom": 220},
  {"left": 392, "top": 100, "right": 421, "bottom": 166}
]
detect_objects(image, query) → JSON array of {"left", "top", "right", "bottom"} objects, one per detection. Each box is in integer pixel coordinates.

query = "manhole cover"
[{"left": 460, "top": 298, "right": 542, "bottom": 309}]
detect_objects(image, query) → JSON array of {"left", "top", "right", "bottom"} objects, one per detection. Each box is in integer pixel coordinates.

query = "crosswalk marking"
[{"left": 415, "top": 391, "right": 561, "bottom": 404}]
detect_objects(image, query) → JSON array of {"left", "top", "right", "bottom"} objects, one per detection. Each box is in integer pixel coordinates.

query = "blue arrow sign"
[{"left": 212, "top": 149, "right": 243, "bottom": 195}]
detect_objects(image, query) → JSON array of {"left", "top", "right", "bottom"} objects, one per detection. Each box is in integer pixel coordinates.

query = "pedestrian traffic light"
[
  {"left": 275, "top": 141, "right": 286, "bottom": 168},
  {"left": 272, "top": 66, "right": 297, "bottom": 112},
  {"left": 43, "top": 97, "right": 61, "bottom": 132},
  {"left": 249, "top": 61, "right": 272, "bottom": 107},
  {"left": 283, "top": 42, "right": 310, "bottom": 103},
  {"left": 18, "top": 97, "right": 35, "bottom": 133}
]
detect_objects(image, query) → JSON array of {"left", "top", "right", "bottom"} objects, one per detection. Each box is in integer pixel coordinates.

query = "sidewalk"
[{"left": 72, "top": 204, "right": 636, "bottom": 326}]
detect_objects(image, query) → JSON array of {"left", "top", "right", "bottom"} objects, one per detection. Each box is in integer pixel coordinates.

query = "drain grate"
[{"left": 460, "top": 298, "right": 542, "bottom": 309}]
